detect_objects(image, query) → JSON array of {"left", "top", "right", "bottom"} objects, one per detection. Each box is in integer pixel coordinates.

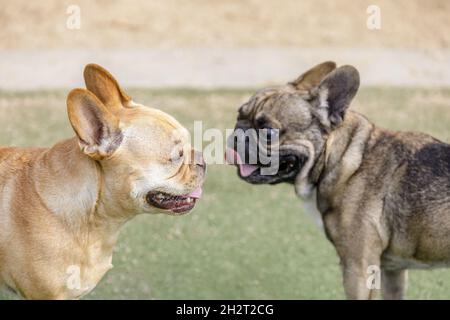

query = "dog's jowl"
[
  {"left": 0, "top": 64, "right": 205, "bottom": 299},
  {"left": 226, "top": 61, "right": 450, "bottom": 299}
]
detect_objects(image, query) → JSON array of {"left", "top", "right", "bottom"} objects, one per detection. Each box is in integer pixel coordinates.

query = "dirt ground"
[{"left": 1, "top": 0, "right": 449, "bottom": 50}]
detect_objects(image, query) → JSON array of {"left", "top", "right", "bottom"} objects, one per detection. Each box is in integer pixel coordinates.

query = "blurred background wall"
[
  {"left": 1, "top": 0, "right": 449, "bottom": 89},
  {"left": 1, "top": 0, "right": 450, "bottom": 300}
]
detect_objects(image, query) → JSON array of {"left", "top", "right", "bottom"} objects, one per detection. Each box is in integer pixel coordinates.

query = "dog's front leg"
[
  {"left": 325, "top": 215, "right": 384, "bottom": 299},
  {"left": 335, "top": 233, "right": 383, "bottom": 300},
  {"left": 341, "top": 258, "right": 381, "bottom": 300},
  {"left": 381, "top": 269, "right": 407, "bottom": 300}
]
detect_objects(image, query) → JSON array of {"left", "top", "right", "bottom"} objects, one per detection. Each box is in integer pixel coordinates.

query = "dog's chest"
[
  {"left": 53, "top": 239, "right": 115, "bottom": 299},
  {"left": 76, "top": 243, "right": 116, "bottom": 298},
  {"left": 61, "top": 254, "right": 114, "bottom": 299}
]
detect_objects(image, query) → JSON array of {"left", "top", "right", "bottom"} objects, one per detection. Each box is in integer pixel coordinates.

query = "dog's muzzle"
[
  {"left": 146, "top": 187, "right": 202, "bottom": 214},
  {"left": 225, "top": 147, "right": 306, "bottom": 184}
]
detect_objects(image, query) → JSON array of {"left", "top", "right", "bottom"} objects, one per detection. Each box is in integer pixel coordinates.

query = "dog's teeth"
[{"left": 187, "top": 197, "right": 192, "bottom": 203}]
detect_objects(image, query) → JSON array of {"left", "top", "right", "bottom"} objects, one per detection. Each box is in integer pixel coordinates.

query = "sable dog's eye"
[
  {"left": 267, "top": 128, "right": 278, "bottom": 137},
  {"left": 261, "top": 127, "right": 279, "bottom": 141}
]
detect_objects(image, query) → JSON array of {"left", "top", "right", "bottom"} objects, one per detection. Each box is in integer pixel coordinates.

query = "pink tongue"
[
  {"left": 239, "top": 164, "right": 259, "bottom": 177},
  {"left": 187, "top": 187, "right": 202, "bottom": 199},
  {"left": 225, "top": 148, "right": 259, "bottom": 177}
]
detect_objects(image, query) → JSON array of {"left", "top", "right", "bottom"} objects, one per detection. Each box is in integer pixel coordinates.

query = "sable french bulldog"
[
  {"left": 0, "top": 64, "right": 205, "bottom": 299},
  {"left": 226, "top": 61, "right": 450, "bottom": 299}
]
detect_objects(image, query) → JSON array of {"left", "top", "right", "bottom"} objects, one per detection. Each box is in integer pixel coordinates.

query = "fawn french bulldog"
[{"left": 0, "top": 64, "right": 205, "bottom": 299}]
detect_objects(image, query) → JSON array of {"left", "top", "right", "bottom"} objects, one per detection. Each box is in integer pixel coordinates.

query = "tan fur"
[{"left": 0, "top": 64, "right": 205, "bottom": 299}]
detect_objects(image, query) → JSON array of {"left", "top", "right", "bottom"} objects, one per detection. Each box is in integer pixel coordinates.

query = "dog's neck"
[
  {"left": 323, "top": 111, "right": 373, "bottom": 169},
  {"left": 296, "top": 111, "right": 373, "bottom": 199},
  {"left": 31, "top": 138, "right": 130, "bottom": 243},
  {"left": 312, "top": 111, "right": 374, "bottom": 211}
]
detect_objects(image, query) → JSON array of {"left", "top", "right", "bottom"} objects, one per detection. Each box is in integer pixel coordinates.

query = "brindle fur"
[{"left": 230, "top": 61, "right": 450, "bottom": 299}]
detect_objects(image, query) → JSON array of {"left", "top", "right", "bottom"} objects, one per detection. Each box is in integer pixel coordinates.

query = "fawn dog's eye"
[{"left": 169, "top": 148, "right": 184, "bottom": 162}]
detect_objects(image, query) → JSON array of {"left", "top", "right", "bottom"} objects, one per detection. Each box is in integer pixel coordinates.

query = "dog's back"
[{"left": 399, "top": 141, "right": 450, "bottom": 208}]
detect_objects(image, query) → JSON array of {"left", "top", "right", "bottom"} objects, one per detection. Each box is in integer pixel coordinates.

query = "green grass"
[{"left": 0, "top": 87, "right": 450, "bottom": 299}]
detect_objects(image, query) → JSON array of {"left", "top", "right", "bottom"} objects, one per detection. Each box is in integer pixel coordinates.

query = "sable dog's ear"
[
  {"left": 313, "top": 65, "right": 360, "bottom": 129},
  {"left": 67, "top": 88, "right": 123, "bottom": 159},
  {"left": 290, "top": 61, "right": 336, "bottom": 93},
  {"left": 83, "top": 63, "right": 131, "bottom": 112}
]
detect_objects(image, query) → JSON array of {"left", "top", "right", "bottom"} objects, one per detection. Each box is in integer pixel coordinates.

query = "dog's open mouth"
[
  {"left": 146, "top": 187, "right": 202, "bottom": 214},
  {"left": 225, "top": 148, "right": 303, "bottom": 184},
  {"left": 224, "top": 148, "right": 258, "bottom": 177}
]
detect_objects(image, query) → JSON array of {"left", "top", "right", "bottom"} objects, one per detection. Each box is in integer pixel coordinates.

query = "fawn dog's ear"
[
  {"left": 290, "top": 61, "right": 337, "bottom": 93},
  {"left": 83, "top": 64, "right": 132, "bottom": 112},
  {"left": 67, "top": 88, "right": 123, "bottom": 159}
]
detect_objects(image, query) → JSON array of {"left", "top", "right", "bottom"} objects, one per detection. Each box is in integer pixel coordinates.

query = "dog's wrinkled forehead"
[
  {"left": 239, "top": 85, "right": 313, "bottom": 128},
  {"left": 120, "top": 106, "right": 189, "bottom": 158}
]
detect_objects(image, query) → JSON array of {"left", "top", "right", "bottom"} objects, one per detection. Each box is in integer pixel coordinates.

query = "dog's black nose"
[{"left": 235, "top": 120, "right": 252, "bottom": 131}]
